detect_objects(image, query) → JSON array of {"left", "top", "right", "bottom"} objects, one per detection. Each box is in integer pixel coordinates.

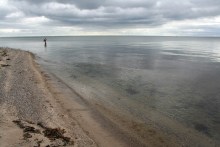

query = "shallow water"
[{"left": 1, "top": 36, "right": 220, "bottom": 143}]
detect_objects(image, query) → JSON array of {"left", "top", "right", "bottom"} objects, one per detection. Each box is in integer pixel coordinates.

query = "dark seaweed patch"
[
  {"left": 23, "top": 133, "right": 32, "bottom": 139},
  {"left": 24, "top": 126, "right": 40, "bottom": 134},
  {"left": 13, "top": 119, "right": 74, "bottom": 146},
  {"left": 13, "top": 120, "right": 25, "bottom": 129}
]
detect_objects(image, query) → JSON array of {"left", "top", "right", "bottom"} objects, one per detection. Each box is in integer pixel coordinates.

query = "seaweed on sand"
[
  {"left": 13, "top": 119, "right": 74, "bottom": 146},
  {"left": 43, "top": 128, "right": 71, "bottom": 143}
]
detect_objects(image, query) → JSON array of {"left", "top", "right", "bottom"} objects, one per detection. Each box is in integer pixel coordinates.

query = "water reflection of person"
[{"left": 43, "top": 38, "right": 47, "bottom": 47}]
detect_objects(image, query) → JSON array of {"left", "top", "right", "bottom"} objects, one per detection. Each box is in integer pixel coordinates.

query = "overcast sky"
[{"left": 0, "top": 0, "right": 220, "bottom": 36}]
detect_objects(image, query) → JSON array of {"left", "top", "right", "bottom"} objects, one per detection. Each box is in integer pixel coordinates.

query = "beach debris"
[
  {"left": 38, "top": 122, "right": 72, "bottom": 145},
  {"left": 0, "top": 56, "right": 10, "bottom": 67},
  {"left": 26, "top": 120, "right": 35, "bottom": 124},
  {"left": 13, "top": 119, "right": 74, "bottom": 146},
  {"left": 0, "top": 49, "right": 10, "bottom": 64},
  {"left": 24, "top": 126, "right": 40, "bottom": 134},
  {"left": 43, "top": 128, "right": 65, "bottom": 139},
  {"left": 13, "top": 120, "right": 40, "bottom": 139},
  {"left": 12, "top": 120, "right": 25, "bottom": 129},
  {"left": 0, "top": 50, "right": 7, "bottom": 57},
  {"left": 23, "top": 132, "right": 32, "bottom": 139},
  {"left": 37, "top": 122, "right": 47, "bottom": 129},
  {"left": 0, "top": 62, "right": 10, "bottom": 67},
  {"left": 34, "top": 139, "right": 43, "bottom": 147},
  {"left": 44, "top": 128, "right": 71, "bottom": 143}
]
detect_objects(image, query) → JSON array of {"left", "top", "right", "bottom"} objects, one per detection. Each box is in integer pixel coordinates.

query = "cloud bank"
[{"left": 0, "top": 0, "right": 220, "bottom": 36}]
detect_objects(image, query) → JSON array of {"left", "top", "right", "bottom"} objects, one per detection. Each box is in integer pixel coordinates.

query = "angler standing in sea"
[{"left": 44, "top": 38, "right": 47, "bottom": 47}]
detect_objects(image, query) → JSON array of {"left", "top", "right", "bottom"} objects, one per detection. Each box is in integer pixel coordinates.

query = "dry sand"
[{"left": 0, "top": 48, "right": 217, "bottom": 147}]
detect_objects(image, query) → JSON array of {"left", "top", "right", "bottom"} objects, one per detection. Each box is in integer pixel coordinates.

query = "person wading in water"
[{"left": 44, "top": 38, "right": 47, "bottom": 47}]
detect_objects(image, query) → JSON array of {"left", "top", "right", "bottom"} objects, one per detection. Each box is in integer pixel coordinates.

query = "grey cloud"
[
  {"left": 65, "top": 0, "right": 104, "bottom": 9},
  {"left": 9, "top": 0, "right": 104, "bottom": 9},
  {"left": 0, "top": 3, "right": 16, "bottom": 19},
  {"left": 8, "top": 0, "right": 220, "bottom": 27},
  {"left": 2, "top": 0, "right": 220, "bottom": 36},
  {"left": 5, "top": 1, "right": 162, "bottom": 28}
]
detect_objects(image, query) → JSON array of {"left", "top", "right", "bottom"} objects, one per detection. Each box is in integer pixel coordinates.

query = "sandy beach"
[
  {"left": 0, "top": 48, "right": 218, "bottom": 147},
  {"left": 0, "top": 48, "right": 99, "bottom": 147}
]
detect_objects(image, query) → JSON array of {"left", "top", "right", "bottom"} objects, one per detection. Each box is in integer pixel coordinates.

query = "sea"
[{"left": 1, "top": 36, "right": 220, "bottom": 144}]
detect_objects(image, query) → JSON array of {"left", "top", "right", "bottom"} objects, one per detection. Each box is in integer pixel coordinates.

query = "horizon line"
[{"left": 1, "top": 35, "right": 220, "bottom": 38}]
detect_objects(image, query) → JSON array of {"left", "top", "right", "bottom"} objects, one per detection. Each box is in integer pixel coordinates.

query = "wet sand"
[{"left": 0, "top": 48, "right": 217, "bottom": 147}]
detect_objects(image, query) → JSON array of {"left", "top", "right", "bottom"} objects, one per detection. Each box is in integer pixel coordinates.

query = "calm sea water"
[{"left": 1, "top": 36, "right": 220, "bottom": 142}]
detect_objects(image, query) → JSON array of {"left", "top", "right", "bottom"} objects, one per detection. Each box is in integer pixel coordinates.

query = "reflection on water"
[{"left": 1, "top": 36, "right": 220, "bottom": 143}]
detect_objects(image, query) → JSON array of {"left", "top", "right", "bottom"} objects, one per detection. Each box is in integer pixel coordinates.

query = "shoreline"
[
  {"left": 0, "top": 48, "right": 144, "bottom": 146},
  {"left": 0, "top": 48, "right": 218, "bottom": 147}
]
